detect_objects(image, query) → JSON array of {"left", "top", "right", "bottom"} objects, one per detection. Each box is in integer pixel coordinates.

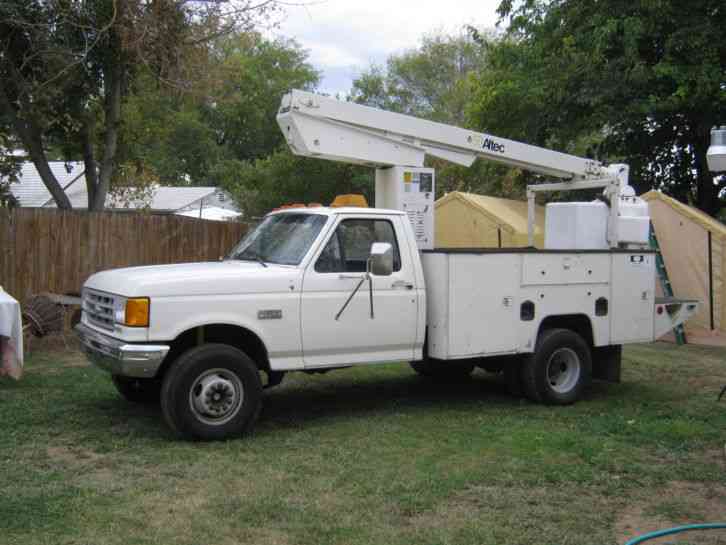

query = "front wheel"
[
  {"left": 521, "top": 328, "right": 591, "bottom": 405},
  {"left": 160, "top": 344, "right": 262, "bottom": 441}
]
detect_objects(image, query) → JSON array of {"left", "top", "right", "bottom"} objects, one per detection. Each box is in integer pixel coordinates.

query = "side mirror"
[
  {"left": 368, "top": 242, "right": 393, "bottom": 276},
  {"left": 336, "top": 242, "right": 394, "bottom": 321}
]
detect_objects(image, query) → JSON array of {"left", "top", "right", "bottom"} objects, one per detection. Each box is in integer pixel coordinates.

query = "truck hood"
[{"left": 84, "top": 261, "right": 301, "bottom": 298}]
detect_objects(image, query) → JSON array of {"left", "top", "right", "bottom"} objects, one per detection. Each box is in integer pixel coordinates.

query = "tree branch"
[
  {"left": 0, "top": 80, "right": 72, "bottom": 209},
  {"left": 34, "top": 0, "right": 118, "bottom": 92}
]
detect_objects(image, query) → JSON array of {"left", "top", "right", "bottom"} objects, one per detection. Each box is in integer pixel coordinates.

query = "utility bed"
[{"left": 420, "top": 247, "right": 692, "bottom": 361}]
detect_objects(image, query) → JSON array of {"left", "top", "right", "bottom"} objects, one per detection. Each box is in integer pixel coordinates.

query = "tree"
[
  {"left": 0, "top": 0, "right": 281, "bottom": 210},
  {"left": 0, "top": 177, "right": 17, "bottom": 208},
  {"left": 470, "top": 0, "right": 726, "bottom": 214},
  {"left": 350, "top": 31, "right": 489, "bottom": 125},
  {"left": 205, "top": 33, "right": 319, "bottom": 162},
  {"left": 0, "top": 145, "right": 20, "bottom": 208},
  {"left": 349, "top": 31, "right": 515, "bottom": 198},
  {"left": 220, "top": 150, "right": 372, "bottom": 219},
  {"left": 116, "top": 32, "right": 318, "bottom": 187},
  {"left": 117, "top": 71, "right": 227, "bottom": 187}
]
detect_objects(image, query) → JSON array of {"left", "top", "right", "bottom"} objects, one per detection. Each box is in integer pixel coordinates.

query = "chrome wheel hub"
[
  {"left": 189, "top": 369, "right": 243, "bottom": 425},
  {"left": 545, "top": 347, "right": 581, "bottom": 394}
]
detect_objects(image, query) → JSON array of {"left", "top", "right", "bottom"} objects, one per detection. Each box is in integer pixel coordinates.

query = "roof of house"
[
  {"left": 8, "top": 161, "right": 85, "bottom": 207},
  {"left": 4, "top": 161, "right": 230, "bottom": 212},
  {"left": 641, "top": 190, "right": 726, "bottom": 239},
  {"left": 176, "top": 206, "right": 242, "bottom": 221},
  {"left": 59, "top": 183, "right": 221, "bottom": 211},
  {"left": 435, "top": 191, "right": 545, "bottom": 235}
]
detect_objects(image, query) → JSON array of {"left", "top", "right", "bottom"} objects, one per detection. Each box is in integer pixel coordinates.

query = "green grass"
[{"left": 1, "top": 341, "right": 725, "bottom": 545}]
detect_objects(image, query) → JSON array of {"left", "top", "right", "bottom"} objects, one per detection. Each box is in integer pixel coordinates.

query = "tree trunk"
[
  {"left": 81, "top": 116, "right": 98, "bottom": 208},
  {"left": 0, "top": 82, "right": 72, "bottom": 209},
  {"left": 91, "top": 60, "right": 122, "bottom": 211},
  {"left": 90, "top": 0, "right": 126, "bottom": 212}
]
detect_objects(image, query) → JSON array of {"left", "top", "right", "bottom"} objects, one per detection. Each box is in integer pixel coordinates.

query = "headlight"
[{"left": 113, "top": 296, "right": 150, "bottom": 327}]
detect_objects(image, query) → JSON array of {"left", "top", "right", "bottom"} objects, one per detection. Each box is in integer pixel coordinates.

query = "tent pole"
[{"left": 708, "top": 230, "right": 715, "bottom": 330}]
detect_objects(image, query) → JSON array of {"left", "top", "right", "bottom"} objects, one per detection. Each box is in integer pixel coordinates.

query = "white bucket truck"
[{"left": 76, "top": 90, "right": 698, "bottom": 440}]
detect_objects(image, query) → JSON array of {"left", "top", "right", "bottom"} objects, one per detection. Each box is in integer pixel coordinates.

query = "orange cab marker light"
[{"left": 330, "top": 194, "right": 368, "bottom": 208}]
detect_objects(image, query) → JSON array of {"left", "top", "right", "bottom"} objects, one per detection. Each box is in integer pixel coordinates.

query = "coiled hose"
[{"left": 625, "top": 523, "right": 726, "bottom": 545}]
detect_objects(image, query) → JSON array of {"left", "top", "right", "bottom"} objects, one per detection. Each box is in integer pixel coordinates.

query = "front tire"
[
  {"left": 111, "top": 375, "right": 161, "bottom": 404},
  {"left": 521, "top": 329, "right": 591, "bottom": 405},
  {"left": 160, "top": 344, "right": 262, "bottom": 441}
]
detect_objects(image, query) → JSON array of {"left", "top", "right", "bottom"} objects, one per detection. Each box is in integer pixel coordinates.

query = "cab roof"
[{"left": 268, "top": 206, "right": 405, "bottom": 216}]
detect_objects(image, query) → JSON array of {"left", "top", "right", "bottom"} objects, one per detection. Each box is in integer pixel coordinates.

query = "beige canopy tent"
[
  {"left": 435, "top": 191, "right": 545, "bottom": 248},
  {"left": 643, "top": 190, "right": 726, "bottom": 345}
]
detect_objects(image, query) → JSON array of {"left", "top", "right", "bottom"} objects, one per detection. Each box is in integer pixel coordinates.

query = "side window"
[
  {"left": 315, "top": 231, "right": 342, "bottom": 273},
  {"left": 315, "top": 219, "right": 402, "bottom": 273}
]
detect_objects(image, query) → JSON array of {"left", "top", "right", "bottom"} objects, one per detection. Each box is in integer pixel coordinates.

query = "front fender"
[{"left": 148, "top": 293, "right": 303, "bottom": 370}]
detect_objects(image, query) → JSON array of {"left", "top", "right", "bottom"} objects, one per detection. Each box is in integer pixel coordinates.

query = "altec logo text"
[{"left": 482, "top": 138, "right": 505, "bottom": 153}]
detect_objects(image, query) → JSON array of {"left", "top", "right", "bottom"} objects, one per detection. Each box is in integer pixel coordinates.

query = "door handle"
[
  {"left": 392, "top": 280, "right": 414, "bottom": 290},
  {"left": 338, "top": 274, "right": 366, "bottom": 280}
]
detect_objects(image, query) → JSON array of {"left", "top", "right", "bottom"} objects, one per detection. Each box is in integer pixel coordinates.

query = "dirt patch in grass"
[
  {"left": 686, "top": 374, "right": 726, "bottom": 393},
  {"left": 704, "top": 447, "right": 726, "bottom": 467},
  {"left": 616, "top": 481, "right": 726, "bottom": 544},
  {"left": 45, "top": 445, "right": 128, "bottom": 492},
  {"left": 46, "top": 445, "right": 104, "bottom": 466},
  {"left": 24, "top": 332, "right": 79, "bottom": 354},
  {"left": 402, "top": 484, "right": 616, "bottom": 544},
  {"left": 239, "top": 528, "right": 292, "bottom": 545},
  {"left": 22, "top": 334, "right": 87, "bottom": 374}
]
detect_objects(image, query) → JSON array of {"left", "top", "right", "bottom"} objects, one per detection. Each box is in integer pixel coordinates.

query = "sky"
[{"left": 271, "top": 0, "right": 502, "bottom": 96}]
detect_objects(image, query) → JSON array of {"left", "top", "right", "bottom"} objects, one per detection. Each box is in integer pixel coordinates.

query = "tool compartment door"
[
  {"left": 611, "top": 253, "right": 656, "bottom": 343},
  {"left": 447, "top": 253, "right": 520, "bottom": 357}
]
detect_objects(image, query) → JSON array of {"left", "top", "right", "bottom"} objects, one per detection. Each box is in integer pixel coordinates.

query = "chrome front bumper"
[{"left": 75, "top": 323, "right": 170, "bottom": 378}]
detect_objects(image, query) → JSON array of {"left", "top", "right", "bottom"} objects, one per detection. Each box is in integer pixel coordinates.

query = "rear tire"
[
  {"left": 521, "top": 328, "right": 591, "bottom": 405},
  {"left": 111, "top": 375, "right": 161, "bottom": 404},
  {"left": 160, "top": 344, "right": 262, "bottom": 441}
]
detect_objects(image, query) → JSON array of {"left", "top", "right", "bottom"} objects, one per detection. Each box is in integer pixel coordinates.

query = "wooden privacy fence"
[{"left": 0, "top": 208, "right": 249, "bottom": 301}]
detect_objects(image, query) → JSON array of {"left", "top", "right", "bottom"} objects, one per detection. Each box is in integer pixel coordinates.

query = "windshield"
[{"left": 227, "top": 213, "right": 328, "bottom": 266}]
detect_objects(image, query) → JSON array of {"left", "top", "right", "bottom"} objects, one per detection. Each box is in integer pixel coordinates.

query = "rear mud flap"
[{"left": 592, "top": 345, "right": 622, "bottom": 383}]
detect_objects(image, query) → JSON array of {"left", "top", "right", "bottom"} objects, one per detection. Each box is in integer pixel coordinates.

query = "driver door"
[{"left": 300, "top": 216, "right": 418, "bottom": 367}]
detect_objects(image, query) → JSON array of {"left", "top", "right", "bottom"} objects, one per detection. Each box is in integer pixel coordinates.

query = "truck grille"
[{"left": 82, "top": 289, "right": 117, "bottom": 331}]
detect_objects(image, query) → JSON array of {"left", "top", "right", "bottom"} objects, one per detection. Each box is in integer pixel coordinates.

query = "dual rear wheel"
[
  {"left": 411, "top": 328, "right": 592, "bottom": 405},
  {"left": 519, "top": 328, "right": 592, "bottom": 404}
]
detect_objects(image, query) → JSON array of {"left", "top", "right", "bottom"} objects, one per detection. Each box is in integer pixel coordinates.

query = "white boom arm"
[
  {"left": 277, "top": 89, "right": 604, "bottom": 180},
  {"left": 277, "top": 89, "right": 631, "bottom": 248}
]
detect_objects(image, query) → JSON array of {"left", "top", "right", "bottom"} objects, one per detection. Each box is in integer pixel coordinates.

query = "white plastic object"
[
  {"left": 545, "top": 201, "right": 609, "bottom": 250},
  {"left": 707, "top": 126, "right": 726, "bottom": 173},
  {"left": 617, "top": 193, "right": 650, "bottom": 245}
]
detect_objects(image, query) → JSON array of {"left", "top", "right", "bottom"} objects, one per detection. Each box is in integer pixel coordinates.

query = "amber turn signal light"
[{"left": 125, "top": 298, "right": 150, "bottom": 327}]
